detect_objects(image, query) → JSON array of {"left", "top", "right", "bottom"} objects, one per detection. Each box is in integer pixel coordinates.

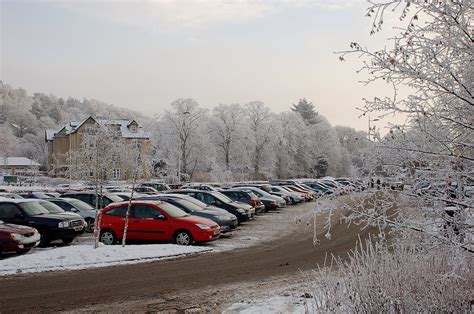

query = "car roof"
[
  {"left": 0, "top": 198, "right": 42, "bottom": 204},
  {"left": 171, "top": 189, "right": 214, "bottom": 193},
  {"left": 105, "top": 200, "right": 164, "bottom": 208},
  {"left": 50, "top": 197, "right": 83, "bottom": 202}
]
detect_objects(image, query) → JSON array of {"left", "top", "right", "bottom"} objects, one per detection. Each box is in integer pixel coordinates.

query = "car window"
[
  {"left": 238, "top": 192, "right": 249, "bottom": 199},
  {"left": 200, "top": 193, "right": 216, "bottom": 204},
  {"left": 172, "top": 199, "right": 203, "bottom": 212},
  {"left": 0, "top": 203, "right": 22, "bottom": 219},
  {"left": 52, "top": 200, "right": 73, "bottom": 211},
  {"left": 18, "top": 202, "right": 49, "bottom": 215},
  {"left": 39, "top": 201, "right": 64, "bottom": 214},
  {"left": 158, "top": 202, "right": 188, "bottom": 218},
  {"left": 69, "top": 199, "right": 94, "bottom": 211},
  {"left": 133, "top": 205, "right": 158, "bottom": 219},
  {"left": 210, "top": 192, "right": 232, "bottom": 203},
  {"left": 103, "top": 194, "right": 123, "bottom": 206},
  {"left": 105, "top": 206, "right": 128, "bottom": 217}
]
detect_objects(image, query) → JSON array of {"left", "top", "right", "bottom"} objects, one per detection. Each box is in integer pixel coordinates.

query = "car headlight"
[
  {"left": 195, "top": 223, "right": 210, "bottom": 230},
  {"left": 10, "top": 233, "right": 24, "bottom": 241},
  {"left": 238, "top": 208, "right": 246, "bottom": 214},
  {"left": 58, "top": 221, "right": 70, "bottom": 228}
]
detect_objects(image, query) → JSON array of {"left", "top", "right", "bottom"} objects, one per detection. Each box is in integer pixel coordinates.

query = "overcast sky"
[{"left": 1, "top": 0, "right": 398, "bottom": 132}]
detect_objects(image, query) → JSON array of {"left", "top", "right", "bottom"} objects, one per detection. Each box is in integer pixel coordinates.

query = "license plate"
[
  {"left": 213, "top": 230, "right": 220, "bottom": 236},
  {"left": 74, "top": 226, "right": 84, "bottom": 231}
]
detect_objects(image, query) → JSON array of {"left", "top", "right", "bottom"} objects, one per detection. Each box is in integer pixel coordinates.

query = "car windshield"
[
  {"left": 159, "top": 202, "right": 189, "bottom": 218},
  {"left": 211, "top": 192, "right": 233, "bottom": 203},
  {"left": 106, "top": 194, "right": 125, "bottom": 203},
  {"left": 172, "top": 199, "right": 203, "bottom": 212},
  {"left": 69, "top": 199, "right": 94, "bottom": 211},
  {"left": 19, "top": 202, "right": 49, "bottom": 215},
  {"left": 176, "top": 196, "right": 209, "bottom": 208},
  {"left": 39, "top": 201, "right": 65, "bottom": 213}
]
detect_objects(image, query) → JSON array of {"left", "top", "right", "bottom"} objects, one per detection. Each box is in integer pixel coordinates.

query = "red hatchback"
[{"left": 99, "top": 201, "right": 220, "bottom": 246}]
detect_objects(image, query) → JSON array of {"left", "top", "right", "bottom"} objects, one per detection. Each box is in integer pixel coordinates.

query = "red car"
[
  {"left": 99, "top": 201, "right": 221, "bottom": 246},
  {"left": 0, "top": 221, "right": 41, "bottom": 255}
]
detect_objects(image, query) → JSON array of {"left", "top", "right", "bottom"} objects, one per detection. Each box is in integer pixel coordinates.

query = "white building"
[{"left": 0, "top": 157, "right": 41, "bottom": 176}]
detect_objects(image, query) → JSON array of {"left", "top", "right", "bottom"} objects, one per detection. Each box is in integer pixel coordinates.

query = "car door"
[
  {"left": 0, "top": 203, "right": 28, "bottom": 226},
  {"left": 130, "top": 204, "right": 169, "bottom": 241}
]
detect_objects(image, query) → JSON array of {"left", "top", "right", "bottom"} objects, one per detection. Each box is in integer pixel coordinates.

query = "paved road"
[{"left": 0, "top": 201, "right": 372, "bottom": 312}]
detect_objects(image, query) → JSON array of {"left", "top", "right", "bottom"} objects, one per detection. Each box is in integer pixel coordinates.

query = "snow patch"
[
  {"left": 0, "top": 244, "right": 211, "bottom": 276},
  {"left": 224, "top": 295, "right": 310, "bottom": 313}
]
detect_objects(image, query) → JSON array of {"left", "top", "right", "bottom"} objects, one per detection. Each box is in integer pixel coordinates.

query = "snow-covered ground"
[
  {"left": 224, "top": 295, "right": 310, "bottom": 313},
  {"left": 0, "top": 243, "right": 210, "bottom": 276},
  {"left": 0, "top": 201, "right": 319, "bottom": 277}
]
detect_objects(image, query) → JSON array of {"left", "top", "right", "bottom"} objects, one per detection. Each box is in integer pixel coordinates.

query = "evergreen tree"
[{"left": 291, "top": 98, "right": 319, "bottom": 125}]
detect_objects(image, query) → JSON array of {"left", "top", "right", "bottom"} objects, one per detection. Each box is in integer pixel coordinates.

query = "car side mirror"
[
  {"left": 154, "top": 214, "right": 166, "bottom": 220},
  {"left": 71, "top": 208, "right": 79, "bottom": 213}
]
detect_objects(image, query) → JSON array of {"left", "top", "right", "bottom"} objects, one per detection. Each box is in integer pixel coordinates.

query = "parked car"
[
  {"left": 111, "top": 192, "right": 148, "bottom": 201},
  {"left": 166, "top": 189, "right": 254, "bottom": 223},
  {"left": 268, "top": 186, "right": 304, "bottom": 204},
  {"left": 0, "top": 199, "right": 85, "bottom": 246},
  {"left": 0, "top": 220, "right": 40, "bottom": 255},
  {"left": 133, "top": 186, "right": 159, "bottom": 195},
  {"left": 283, "top": 185, "right": 314, "bottom": 201},
  {"left": 137, "top": 193, "right": 240, "bottom": 223},
  {"left": 180, "top": 183, "right": 218, "bottom": 191},
  {"left": 106, "top": 188, "right": 133, "bottom": 194},
  {"left": 62, "top": 192, "right": 123, "bottom": 209},
  {"left": 0, "top": 192, "right": 24, "bottom": 199},
  {"left": 231, "top": 183, "right": 273, "bottom": 194},
  {"left": 145, "top": 194, "right": 238, "bottom": 232},
  {"left": 301, "top": 181, "right": 334, "bottom": 196},
  {"left": 219, "top": 190, "right": 266, "bottom": 214},
  {"left": 99, "top": 200, "right": 221, "bottom": 246},
  {"left": 229, "top": 186, "right": 286, "bottom": 211},
  {"left": 49, "top": 198, "right": 98, "bottom": 232},
  {"left": 141, "top": 182, "right": 170, "bottom": 192}
]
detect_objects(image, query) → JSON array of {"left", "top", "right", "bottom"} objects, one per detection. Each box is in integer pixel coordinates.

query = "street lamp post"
[{"left": 368, "top": 116, "right": 380, "bottom": 141}]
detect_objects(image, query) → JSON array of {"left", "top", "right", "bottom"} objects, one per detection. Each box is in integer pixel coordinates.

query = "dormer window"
[{"left": 130, "top": 125, "right": 137, "bottom": 133}]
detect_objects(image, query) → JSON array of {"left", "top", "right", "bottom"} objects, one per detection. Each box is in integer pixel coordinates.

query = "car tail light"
[{"left": 249, "top": 199, "right": 257, "bottom": 206}]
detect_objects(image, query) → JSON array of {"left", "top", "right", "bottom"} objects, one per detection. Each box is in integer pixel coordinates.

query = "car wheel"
[
  {"left": 39, "top": 232, "right": 51, "bottom": 247},
  {"left": 85, "top": 218, "right": 95, "bottom": 233},
  {"left": 100, "top": 230, "right": 117, "bottom": 245},
  {"left": 174, "top": 230, "right": 193, "bottom": 246},
  {"left": 62, "top": 237, "right": 74, "bottom": 245}
]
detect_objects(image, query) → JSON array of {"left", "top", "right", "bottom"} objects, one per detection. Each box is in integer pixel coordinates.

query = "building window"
[{"left": 113, "top": 168, "right": 121, "bottom": 180}]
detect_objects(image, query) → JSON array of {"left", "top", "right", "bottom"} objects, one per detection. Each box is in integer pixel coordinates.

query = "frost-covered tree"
[
  {"left": 208, "top": 104, "right": 244, "bottom": 171},
  {"left": 313, "top": 2, "right": 473, "bottom": 311},
  {"left": 244, "top": 101, "right": 275, "bottom": 179},
  {"left": 54, "top": 124, "right": 124, "bottom": 248},
  {"left": 163, "top": 99, "right": 207, "bottom": 180}
]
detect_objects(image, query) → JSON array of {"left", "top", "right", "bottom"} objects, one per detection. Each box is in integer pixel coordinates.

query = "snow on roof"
[
  {"left": 0, "top": 157, "right": 40, "bottom": 167},
  {"left": 45, "top": 129, "right": 60, "bottom": 141},
  {"left": 52, "top": 116, "right": 149, "bottom": 139}
]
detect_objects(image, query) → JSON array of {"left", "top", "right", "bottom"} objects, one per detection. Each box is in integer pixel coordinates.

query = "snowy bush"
[{"left": 309, "top": 239, "right": 473, "bottom": 313}]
